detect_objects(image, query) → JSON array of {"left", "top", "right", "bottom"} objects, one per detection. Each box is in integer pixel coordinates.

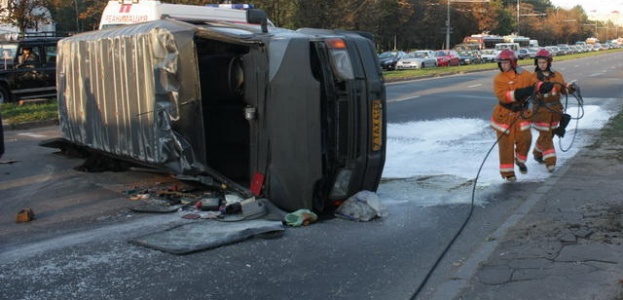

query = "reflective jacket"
[
  {"left": 491, "top": 66, "right": 536, "bottom": 133},
  {"left": 531, "top": 69, "right": 569, "bottom": 131}
]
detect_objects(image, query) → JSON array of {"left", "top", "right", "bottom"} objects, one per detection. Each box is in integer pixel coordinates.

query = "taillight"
[{"left": 325, "top": 38, "right": 354, "bottom": 81}]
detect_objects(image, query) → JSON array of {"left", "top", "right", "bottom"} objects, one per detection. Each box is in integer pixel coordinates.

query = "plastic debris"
[
  {"left": 224, "top": 193, "right": 243, "bottom": 205},
  {"left": 196, "top": 197, "right": 221, "bottom": 211},
  {"left": 284, "top": 209, "right": 318, "bottom": 227},
  {"left": 240, "top": 198, "right": 266, "bottom": 220},
  {"left": 219, "top": 198, "right": 267, "bottom": 221},
  {"left": 335, "top": 190, "right": 388, "bottom": 221}
]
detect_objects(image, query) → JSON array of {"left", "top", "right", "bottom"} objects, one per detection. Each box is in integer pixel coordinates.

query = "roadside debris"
[
  {"left": 15, "top": 208, "right": 35, "bottom": 223},
  {"left": 335, "top": 190, "right": 388, "bottom": 221},
  {"left": 122, "top": 183, "right": 388, "bottom": 226},
  {"left": 284, "top": 209, "right": 318, "bottom": 227},
  {"left": 123, "top": 183, "right": 274, "bottom": 222}
]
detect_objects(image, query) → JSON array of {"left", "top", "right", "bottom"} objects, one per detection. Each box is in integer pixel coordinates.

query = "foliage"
[
  {"left": 0, "top": 101, "right": 58, "bottom": 124},
  {"left": 2, "top": 0, "right": 619, "bottom": 53},
  {"left": 0, "top": 0, "right": 52, "bottom": 32}
]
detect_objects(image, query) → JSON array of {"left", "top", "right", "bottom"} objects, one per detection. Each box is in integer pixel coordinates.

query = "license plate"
[{"left": 371, "top": 100, "right": 383, "bottom": 151}]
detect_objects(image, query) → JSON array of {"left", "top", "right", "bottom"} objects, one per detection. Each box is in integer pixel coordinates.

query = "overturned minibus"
[{"left": 54, "top": 16, "right": 386, "bottom": 212}]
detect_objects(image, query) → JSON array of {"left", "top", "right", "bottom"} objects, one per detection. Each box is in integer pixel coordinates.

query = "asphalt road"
[
  {"left": 1, "top": 51, "right": 622, "bottom": 300},
  {"left": 0, "top": 128, "right": 529, "bottom": 300}
]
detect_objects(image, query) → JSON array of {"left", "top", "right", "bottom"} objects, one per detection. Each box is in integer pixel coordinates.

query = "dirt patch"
[{"left": 586, "top": 112, "right": 623, "bottom": 161}]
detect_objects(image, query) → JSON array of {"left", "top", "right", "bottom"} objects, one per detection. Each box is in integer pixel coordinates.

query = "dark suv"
[{"left": 0, "top": 34, "right": 62, "bottom": 103}]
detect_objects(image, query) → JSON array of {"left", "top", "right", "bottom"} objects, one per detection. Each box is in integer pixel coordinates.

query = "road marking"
[
  {"left": 388, "top": 95, "right": 420, "bottom": 103},
  {"left": 467, "top": 84, "right": 482, "bottom": 88},
  {"left": 17, "top": 133, "right": 49, "bottom": 139}
]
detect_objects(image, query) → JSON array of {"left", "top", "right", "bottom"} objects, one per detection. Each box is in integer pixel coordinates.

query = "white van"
[
  {"left": 99, "top": 0, "right": 275, "bottom": 30},
  {"left": 494, "top": 42, "right": 520, "bottom": 52}
]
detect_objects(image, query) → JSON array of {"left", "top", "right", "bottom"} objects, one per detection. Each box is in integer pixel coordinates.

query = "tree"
[
  {"left": 77, "top": 0, "right": 107, "bottom": 31},
  {"left": 1, "top": 0, "right": 52, "bottom": 32},
  {"left": 252, "top": 0, "right": 297, "bottom": 28},
  {"left": 1, "top": 0, "right": 609, "bottom": 50}
]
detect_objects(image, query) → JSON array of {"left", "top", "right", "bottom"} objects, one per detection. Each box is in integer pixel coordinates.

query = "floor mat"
[{"left": 129, "top": 219, "right": 285, "bottom": 254}]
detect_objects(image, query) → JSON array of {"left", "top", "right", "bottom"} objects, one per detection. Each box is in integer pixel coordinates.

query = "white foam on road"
[{"left": 380, "top": 102, "right": 617, "bottom": 206}]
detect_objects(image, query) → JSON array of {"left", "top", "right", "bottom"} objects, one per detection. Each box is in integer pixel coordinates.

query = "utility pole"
[
  {"left": 517, "top": 0, "right": 520, "bottom": 35},
  {"left": 446, "top": 0, "right": 450, "bottom": 50}
]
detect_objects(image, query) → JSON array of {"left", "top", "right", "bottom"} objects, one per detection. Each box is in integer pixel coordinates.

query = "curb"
[{"left": 426, "top": 152, "right": 575, "bottom": 300}]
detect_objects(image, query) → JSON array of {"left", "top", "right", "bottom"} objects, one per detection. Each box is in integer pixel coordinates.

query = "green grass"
[
  {"left": 0, "top": 100, "right": 59, "bottom": 124},
  {"left": 586, "top": 110, "right": 623, "bottom": 161}
]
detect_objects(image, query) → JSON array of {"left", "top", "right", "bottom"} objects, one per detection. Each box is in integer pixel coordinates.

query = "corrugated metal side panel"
[{"left": 57, "top": 21, "right": 206, "bottom": 174}]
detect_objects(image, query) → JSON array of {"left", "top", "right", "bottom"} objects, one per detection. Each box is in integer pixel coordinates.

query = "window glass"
[
  {"left": 18, "top": 46, "right": 41, "bottom": 67},
  {"left": 45, "top": 45, "right": 57, "bottom": 65},
  {"left": 0, "top": 44, "right": 18, "bottom": 70}
]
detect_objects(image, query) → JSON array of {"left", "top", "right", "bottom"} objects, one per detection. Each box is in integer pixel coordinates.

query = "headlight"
[{"left": 325, "top": 38, "right": 354, "bottom": 80}]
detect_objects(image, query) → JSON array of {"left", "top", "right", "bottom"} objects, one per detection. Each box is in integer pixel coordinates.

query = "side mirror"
[{"left": 247, "top": 9, "right": 268, "bottom": 33}]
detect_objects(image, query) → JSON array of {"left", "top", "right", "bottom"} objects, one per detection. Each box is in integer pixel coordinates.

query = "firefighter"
[
  {"left": 531, "top": 48, "right": 576, "bottom": 173},
  {"left": 491, "top": 49, "right": 553, "bottom": 182}
]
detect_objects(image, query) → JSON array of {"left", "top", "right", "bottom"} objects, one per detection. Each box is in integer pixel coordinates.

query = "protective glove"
[
  {"left": 514, "top": 86, "right": 534, "bottom": 101},
  {"left": 565, "top": 82, "right": 577, "bottom": 94},
  {"left": 536, "top": 81, "right": 554, "bottom": 94}
]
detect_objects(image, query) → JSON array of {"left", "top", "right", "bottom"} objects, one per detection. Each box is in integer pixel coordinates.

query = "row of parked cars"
[
  {"left": 512, "top": 42, "right": 620, "bottom": 60},
  {"left": 378, "top": 49, "right": 474, "bottom": 70},
  {"left": 543, "top": 42, "right": 620, "bottom": 56},
  {"left": 379, "top": 42, "right": 621, "bottom": 71}
]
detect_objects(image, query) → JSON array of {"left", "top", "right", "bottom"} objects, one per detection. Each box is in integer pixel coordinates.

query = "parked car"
[
  {"left": 378, "top": 51, "right": 408, "bottom": 71},
  {"left": 546, "top": 46, "right": 562, "bottom": 56},
  {"left": 516, "top": 48, "right": 532, "bottom": 60},
  {"left": 434, "top": 50, "right": 460, "bottom": 67},
  {"left": 480, "top": 49, "right": 498, "bottom": 63},
  {"left": 528, "top": 47, "right": 539, "bottom": 58},
  {"left": 557, "top": 44, "right": 572, "bottom": 55},
  {"left": 0, "top": 34, "right": 63, "bottom": 103},
  {"left": 395, "top": 50, "right": 437, "bottom": 70},
  {"left": 457, "top": 50, "right": 482, "bottom": 65}
]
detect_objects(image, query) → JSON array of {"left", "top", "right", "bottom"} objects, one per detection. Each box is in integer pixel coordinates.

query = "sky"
[
  {"left": 549, "top": 0, "right": 623, "bottom": 24},
  {"left": 378, "top": 99, "right": 617, "bottom": 207}
]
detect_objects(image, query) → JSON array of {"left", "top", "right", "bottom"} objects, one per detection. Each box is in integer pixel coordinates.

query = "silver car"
[
  {"left": 395, "top": 50, "right": 437, "bottom": 70},
  {"left": 480, "top": 49, "right": 498, "bottom": 63}
]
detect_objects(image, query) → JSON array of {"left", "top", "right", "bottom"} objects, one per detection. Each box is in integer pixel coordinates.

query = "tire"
[
  {"left": 0, "top": 85, "right": 12, "bottom": 104},
  {"left": 420, "top": 62, "right": 425, "bottom": 69}
]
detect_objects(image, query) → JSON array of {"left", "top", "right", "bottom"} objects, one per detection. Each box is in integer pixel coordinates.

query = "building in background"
[{"left": 0, "top": 0, "right": 56, "bottom": 40}]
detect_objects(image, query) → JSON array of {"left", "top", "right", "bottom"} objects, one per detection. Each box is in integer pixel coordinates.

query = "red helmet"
[
  {"left": 496, "top": 49, "right": 517, "bottom": 70},
  {"left": 534, "top": 48, "right": 553, "bottom": 67}
]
